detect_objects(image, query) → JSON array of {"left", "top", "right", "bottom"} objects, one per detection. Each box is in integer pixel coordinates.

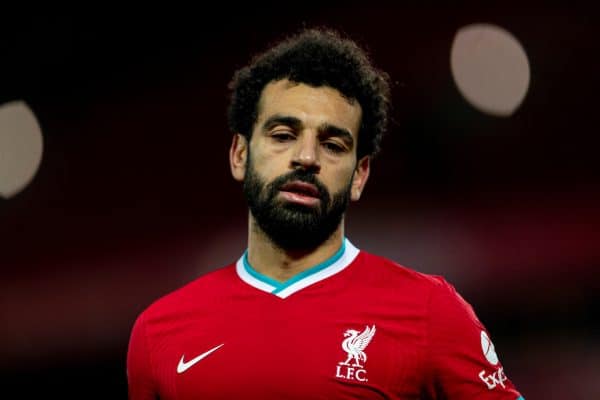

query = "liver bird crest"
[{"left": 339, "top": 325, "right": 376, "bottom": 367}]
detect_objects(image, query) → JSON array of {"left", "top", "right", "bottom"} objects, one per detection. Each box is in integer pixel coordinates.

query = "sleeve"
[
  {"left": 424, "top": 277, "right": 524, "bottom": 399},
  {"left": 127, "top": 312, "right": 158, "bottom": 400}
]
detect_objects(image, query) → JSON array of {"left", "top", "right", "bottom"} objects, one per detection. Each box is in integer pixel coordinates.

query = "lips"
[{"left": 279, "top": 181, "right": 320, "bottom": 198}]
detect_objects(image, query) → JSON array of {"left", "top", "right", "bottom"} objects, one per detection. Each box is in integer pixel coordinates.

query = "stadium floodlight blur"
[
  {"left": 0, "top": 101, "right": 44, "bottom": 199},
  {"left": 451, "top": 23, "right": 530, "bottom": 117}
]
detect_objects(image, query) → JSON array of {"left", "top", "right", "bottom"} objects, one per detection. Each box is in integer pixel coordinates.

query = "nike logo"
[{"left": 177, "top": 344, "right": 224, "bottom": 374}]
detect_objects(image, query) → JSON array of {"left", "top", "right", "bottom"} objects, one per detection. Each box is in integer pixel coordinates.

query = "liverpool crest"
[{"left": 335, "top": 325, "right": 376, "bottom": 382}]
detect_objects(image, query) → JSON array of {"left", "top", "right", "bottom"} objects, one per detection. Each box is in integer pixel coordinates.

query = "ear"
[
  {"left": 351, "top": 155, "right": 370, "bottom": 201},
  {"left": 229, "top": 133, "right": 248, "bottom": 182}
]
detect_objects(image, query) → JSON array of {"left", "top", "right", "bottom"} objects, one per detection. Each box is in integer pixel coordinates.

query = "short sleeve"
[
  {"left": 127, "top": 312, "right": 157, "bottom": 400},
  {"left": 424, "top": 278, "right": 524, "bottom": 399}
]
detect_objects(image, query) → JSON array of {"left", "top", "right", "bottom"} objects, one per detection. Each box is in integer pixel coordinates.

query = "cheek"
[
  {"left": 327, "top": 165, "right": 356, "bottom": 192},
  {"left": 248, "top": 151, "right": 275, "bottom": 183},
  {"left": 252, "top": 162, "right": 294, "bottom": 199},
  {"left": 250, "top": 142, "right": 290, "bottom": 179},
  {"left": 256, "top": 160, "right": 285, "bottom": 186}
]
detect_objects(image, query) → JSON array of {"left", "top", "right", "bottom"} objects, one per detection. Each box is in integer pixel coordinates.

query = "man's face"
[{"left": 231, "top": 79, "right": 369, "bottom": 250}]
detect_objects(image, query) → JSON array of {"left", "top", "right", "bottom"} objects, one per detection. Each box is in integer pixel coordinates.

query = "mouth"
[
  {"left": 278, "top": 181, "right": 321, "bottom": 206},
  {"left": 280, "top": 181, "right": 320, "bottom": 197}
]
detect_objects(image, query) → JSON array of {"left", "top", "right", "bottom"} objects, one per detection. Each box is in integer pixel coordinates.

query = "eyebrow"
[
  {"left": 262, "top": 115, "right": 303, "bottom": 132},
  {"left": 262, "top": 114, "right": 355, "bottom": 148},
  {"left": 317, "top": 123, "right": 354, "bottom": 148}
]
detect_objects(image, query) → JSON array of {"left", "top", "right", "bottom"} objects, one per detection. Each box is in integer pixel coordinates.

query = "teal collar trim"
[
  {"left": 235, "top": 238, "right": 360, "bottom": 299},
  {"left": 242, "top": 240, "right": 346, "bottom": 294}
]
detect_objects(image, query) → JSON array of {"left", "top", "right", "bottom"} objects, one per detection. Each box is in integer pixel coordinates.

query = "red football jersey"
[{"left": 127, "top": 239, "right": 524, "bottom": 399}]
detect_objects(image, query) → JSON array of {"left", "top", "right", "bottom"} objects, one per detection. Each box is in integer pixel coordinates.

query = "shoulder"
[
  {"left": 357, "top": 253, "right": 485, "bottom": 352},
  {"left": 135, "top": 263, "right": 237, "bottom": 322},
  {"left": 351, "top": 250, "right": 463, "bottom": 312},
  {"left": 356, "top": 250, "right": 451, "bottom": 292}
]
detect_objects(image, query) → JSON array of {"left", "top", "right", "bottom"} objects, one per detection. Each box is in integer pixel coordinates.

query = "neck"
[{"left": 246, "top": 214, "right": 345, "bottom": 282}]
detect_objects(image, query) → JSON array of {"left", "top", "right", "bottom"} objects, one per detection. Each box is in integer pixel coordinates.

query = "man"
[{"left": 127, "top": 27, "right": 524, "bottom": 399}]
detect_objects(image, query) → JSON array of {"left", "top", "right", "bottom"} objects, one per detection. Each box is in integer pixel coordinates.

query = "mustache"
[{"left": 269, "top": 170, "right": 328, "bottom": 199}]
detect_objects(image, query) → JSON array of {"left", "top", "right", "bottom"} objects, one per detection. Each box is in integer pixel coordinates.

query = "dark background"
[{"left": 1, "top": 4, "right": 598, "bottom": 398}]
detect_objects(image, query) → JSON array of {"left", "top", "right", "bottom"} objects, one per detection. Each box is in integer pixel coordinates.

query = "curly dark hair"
[{"left": 227, "top": 27, "right": 391, "bottom": 160}]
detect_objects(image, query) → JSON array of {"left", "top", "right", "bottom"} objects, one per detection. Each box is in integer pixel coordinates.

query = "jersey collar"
[{"left": 235, "top": 238, "right": 359, "bottom": 299}]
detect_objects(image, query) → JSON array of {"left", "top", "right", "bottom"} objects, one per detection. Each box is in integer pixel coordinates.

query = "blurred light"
[
  {"left": 450, "top": 23, "right": 530, "bottom": 117},
  {"left": 0, "top": 101, "right": 44, "bottom": 199}
]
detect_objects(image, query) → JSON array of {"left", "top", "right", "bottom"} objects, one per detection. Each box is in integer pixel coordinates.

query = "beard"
[{"left": 243, "top": 155, "right": 352, "bottom": 251}]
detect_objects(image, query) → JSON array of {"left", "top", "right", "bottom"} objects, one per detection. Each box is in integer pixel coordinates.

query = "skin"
[{"left": 229, "top": 79, "right": 371, "bottom": 282}]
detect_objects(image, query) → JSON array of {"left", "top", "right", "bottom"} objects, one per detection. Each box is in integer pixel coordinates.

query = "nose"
[{"left": 291, "top": 133, "right": 321, "bottom": 173}]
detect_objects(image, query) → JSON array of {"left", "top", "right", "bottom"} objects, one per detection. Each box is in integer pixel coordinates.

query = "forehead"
[{"left": 256, "top": 80, "right": 362, "bottom": 137}]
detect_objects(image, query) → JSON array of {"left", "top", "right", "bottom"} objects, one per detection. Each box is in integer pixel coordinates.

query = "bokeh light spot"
[
  {"left": 0, "top": 101, "right": 44, "bottom": 199},
  {"left": 451, "top": 23, "right": 530, "bottom": 117}
]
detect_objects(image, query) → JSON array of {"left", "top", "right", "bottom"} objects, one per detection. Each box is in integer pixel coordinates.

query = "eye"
[
  {"left": 322, "top": 141, "right": 346, "bottom": 154},
  {"left": 271, "top": 131, "right": 295, "bottom": 142}
]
